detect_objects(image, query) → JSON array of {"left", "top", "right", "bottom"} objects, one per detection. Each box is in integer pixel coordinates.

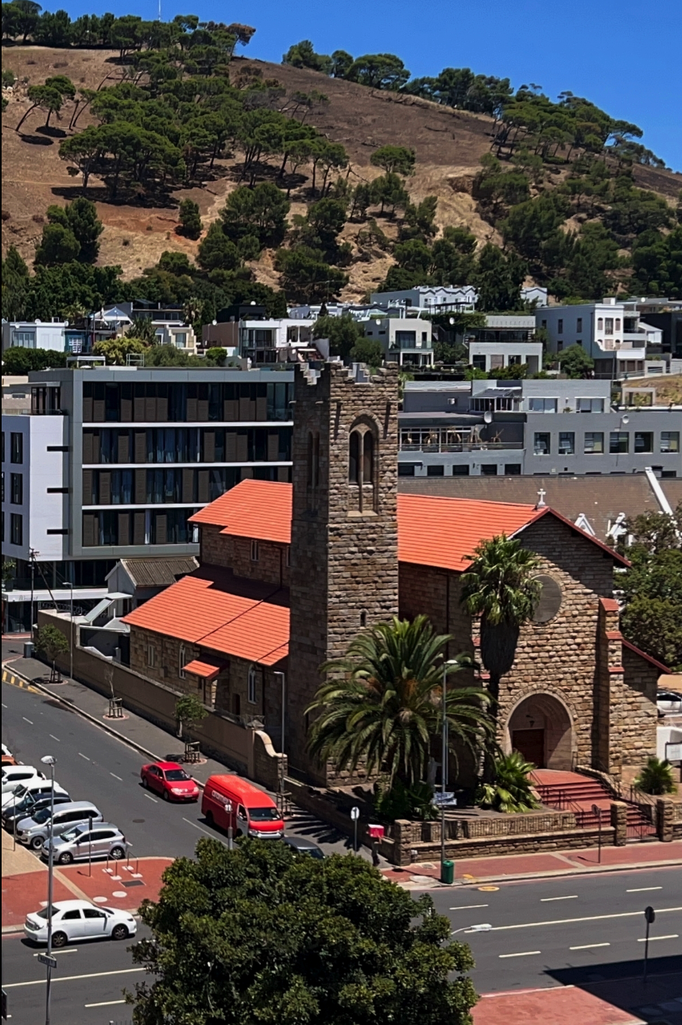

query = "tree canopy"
[{"left": 130, "top": 837, "right": 479, "bottom": 1025}]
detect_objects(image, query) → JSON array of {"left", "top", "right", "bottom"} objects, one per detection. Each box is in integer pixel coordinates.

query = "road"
[
  {"left": 428, "top": 867, "right": 682, "bottom": 992},
  {"left": 2, "top": 928, "right": 148, "bottom": 1025}
]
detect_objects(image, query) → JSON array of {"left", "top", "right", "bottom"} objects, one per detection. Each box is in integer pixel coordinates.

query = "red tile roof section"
[
  {"left": 188, "top": 479, "right": 628, "bottom": 571},
  {"left": 189, "top": 479, "right": 292, "bottom": 543},
  {"left": 183, "top": 660, "right": 223, "bottom": 679},
  {"left": 622, "top": 638, "right": 670, "bottom": 674},
  {"left": 122, "top": 571, "right": 289, "bottom": 666}
]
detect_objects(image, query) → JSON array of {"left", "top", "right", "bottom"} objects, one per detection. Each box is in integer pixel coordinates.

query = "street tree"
[
  {"left": 307, "top": 615, "right": 494, "bottom": 789},
  {"left": 557, "top": 344, "right": 595, "bottom": 379},
  {"left": 174, "top": 693, "right": 208, "bottom": 740},
  {"left": 129, "top": 837, "right": 479, "bottom": 1025},
  {"left": 460, "top": 536, "right": 541, "bottom": 717},
  {"left": 35, "top": 624, "right": 69, "bottom": 683}
]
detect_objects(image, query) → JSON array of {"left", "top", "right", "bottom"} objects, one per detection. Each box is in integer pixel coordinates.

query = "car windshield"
[
  {"left": 13, "top": 784, "right": 30, "bottom": 799},
  {"left": 164, "top": 769, "right": 190, "bottom": 782},
  {"left": 35, "top": 905, "right": 60, "bottom": 920},
  {"left": 32, "top": 807, "right": 52, "bottom": 824},
  {"left": 61, "top": 825, "right": 87, "bottom": 842},
  {"left": 249, "top": 807, "right": 280, "bottom": 821}
]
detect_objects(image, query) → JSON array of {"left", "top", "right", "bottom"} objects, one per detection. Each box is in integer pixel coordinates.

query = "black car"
[
  {"left": 282, "top": 835, "right": 325, "bottom": 859},
  {"left": 2, "top": 792, "right": 71, "bottom": 831}
]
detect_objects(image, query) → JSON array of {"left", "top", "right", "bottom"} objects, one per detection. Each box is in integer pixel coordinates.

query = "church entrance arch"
[{"left": 506, "top": 693, "right": 574, "bottom": 770}]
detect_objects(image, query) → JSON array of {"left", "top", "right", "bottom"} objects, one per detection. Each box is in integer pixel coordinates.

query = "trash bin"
[
  {"left": 23, "top": 641, "right": 34, "bottom": 659},
  {"left": 440, "top": 859, "right": 455, "bottom": 885}
]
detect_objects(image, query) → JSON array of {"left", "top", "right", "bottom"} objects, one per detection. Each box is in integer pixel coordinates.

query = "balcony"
[{"left": 400, "top": 428, "right": 522, "bottom": 454}]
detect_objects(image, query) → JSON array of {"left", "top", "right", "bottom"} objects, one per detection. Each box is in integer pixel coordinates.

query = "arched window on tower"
[
  {"left": 362, "top": 431, "right": 374, "bottom": 484},
  {"left": 349, "top": 431, "right": 360, "bottom": 485},
  {"left": 348, "top": 425, "right": 377, "bottom": 513}
]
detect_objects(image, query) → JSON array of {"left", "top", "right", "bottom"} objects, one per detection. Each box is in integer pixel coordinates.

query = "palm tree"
[
  {"left": 476, "top": 751, "right": 540, "bottom": 813},
  {"left": 635, "top": 756, "right": 676, "bottom": 795},
  {"left": 460, "top": 535, "right": 541, "bottom": 713},
  {"left": 306, "top": 614, "right": 496, "bottom": 788}
]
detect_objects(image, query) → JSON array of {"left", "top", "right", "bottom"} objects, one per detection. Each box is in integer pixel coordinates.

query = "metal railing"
[{"left": 400, "top": 440, "right": 523, "bottom": 453}]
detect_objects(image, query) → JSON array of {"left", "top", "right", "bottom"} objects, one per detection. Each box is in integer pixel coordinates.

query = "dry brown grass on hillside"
[
  {"left": 2, "top": 47, "right": 681, "bottom": 297},
  {"left": 624, "top": 374, "right": 682, "bottom": 406}
]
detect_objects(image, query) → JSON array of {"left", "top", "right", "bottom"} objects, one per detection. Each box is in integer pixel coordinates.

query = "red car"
[{"left": 140, "top": 761, "right": 200, "bottom": 802}]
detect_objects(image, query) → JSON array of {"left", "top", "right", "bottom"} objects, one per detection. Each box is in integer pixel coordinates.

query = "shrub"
[
  {"left": 476, "top": 751, "right": 540, "bottom": 813},
  {"left": 635, "top": 756, "right": 676, "bottom": 795},
  {"left": 374, "top": 779, "right": 437, "bottom": 821}
]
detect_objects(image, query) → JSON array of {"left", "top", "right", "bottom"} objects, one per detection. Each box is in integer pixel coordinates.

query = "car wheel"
[
  {"left": 162, "top": 789, "right": 169, "bottom": 801},
  {"left": 141, "top": 776, "right": 148, "bottom": 789},
  {"left": 110, "top": 846, "right": 125, "bottom": 860},
  {"left": 205, "top": 810, "right": 214, "bottom": 827},
  {"left": 111, "top": 923, "right": 128, "bottom": 941},
  {"left": 58, "top": 851, "right": 74, "bottom": 865},
  {"left": 52, "top": 931, "right": 68, "bottom": 948},
  {"left": 30, "top": 836, "right": 44, "bottom": 851}
]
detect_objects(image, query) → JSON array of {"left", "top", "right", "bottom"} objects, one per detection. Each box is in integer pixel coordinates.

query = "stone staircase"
[{"left": 531, "top": 769, "right": 657, "bottom": 840}]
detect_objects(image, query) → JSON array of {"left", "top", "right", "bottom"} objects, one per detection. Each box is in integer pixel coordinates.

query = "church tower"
[{"left": 287, "top": 362, "right": 400, "bottom": 782}]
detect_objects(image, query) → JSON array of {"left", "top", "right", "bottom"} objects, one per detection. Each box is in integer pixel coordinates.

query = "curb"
[{"left": 388, "top": 856, "right": 682, "bottom": 888}]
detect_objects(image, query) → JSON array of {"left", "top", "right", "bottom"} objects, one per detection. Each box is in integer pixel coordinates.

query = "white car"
[
  {"left": 24, "top": 900, "right": 137, "bottom": 947},
  {"left": 1, "top": 766, "right": 45, "bottom": 801},
  {"left": 657, "top": 690, "right": 682, "bottom": 715}
]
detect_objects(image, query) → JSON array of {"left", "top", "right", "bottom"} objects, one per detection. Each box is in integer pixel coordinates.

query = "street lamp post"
[
  {"left": 40, "top": 754, "right": 56, "bottom": 1025},
  {"left": 440, "top": 659, "right": 460, "bottom": 882},
  {"left": 273, "top": 671, "right": 286, "bottom": 810},
  {"left": 451, "top": 923, "right": 492, "bottom": 936},
  {"left": 60, "top": 581, "right": 74, "bottom": 682}
]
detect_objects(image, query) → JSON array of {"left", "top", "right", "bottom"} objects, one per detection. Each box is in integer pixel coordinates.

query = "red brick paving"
[
  {"left": 473, "top": 987, "right": 644, "bottom": 1025},
  {"left": 2, "top": 858, "right": 172, "bottom": 928}
]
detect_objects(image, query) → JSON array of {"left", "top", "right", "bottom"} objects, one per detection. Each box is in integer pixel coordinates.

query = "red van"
[{"left": 201, "top": 775, "right": 284, "bottom": 840}]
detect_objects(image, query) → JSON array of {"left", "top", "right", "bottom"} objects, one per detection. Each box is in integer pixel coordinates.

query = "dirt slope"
[{"left": 2, "top": 47, "right": 681, "bottom": 297}]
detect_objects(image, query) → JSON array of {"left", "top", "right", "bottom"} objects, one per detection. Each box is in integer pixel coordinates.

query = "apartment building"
[
  {"left": 2, "top": 366, "right": 294, "bottom": 630},
  {"left": 363, "top": 316, "right": 434, "bottom": 367},
  {"left": 2, "top": 320, "right": 68, "bottom": 353},
  {"left": 537, "top": 298, "right": 664, "bottom": 378},
  {"left": 398, "top": 378, "right": 681, "bottom": 479}
]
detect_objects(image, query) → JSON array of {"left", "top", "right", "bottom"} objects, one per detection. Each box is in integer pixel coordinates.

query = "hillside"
[{"left": 2, "top": 44, "right": 681, "bottom": 304}]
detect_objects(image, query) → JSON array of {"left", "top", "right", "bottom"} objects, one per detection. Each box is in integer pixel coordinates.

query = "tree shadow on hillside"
[
  {"left": 18, "top": 133, "right": 54, "bottom": 147},
  {"left": 35, "top": 125, "right": 66, "bottom": 139}
]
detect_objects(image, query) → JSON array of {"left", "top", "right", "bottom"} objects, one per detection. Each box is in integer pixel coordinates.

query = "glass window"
[
  {"left": 250, "top": 540, "right": 259, "bottom": 561},
  {"left": 179, "top": 645, "right": 186, "bottom": 679},
  {"left": 398, "top": 464, "right": 416, "bottom": 476},
  {"left": 11, "top": 433, "right": 23, "bottom": 464},
  {"left": 557, "top": 319, "right": 563, "bottom": 333},
  {"left": 10, "top": 513, "right": 22, "bottom": 546},
  {"left": 634, "top": 432, "right": 653, "bottom": 454},
  {"left": 577, "top": 398, "right": 604, "bottom": 413},
  {"left": 610, "top": 431, "right": 629, "bottom": 454},
  {"left": 615, "top": 318, "right": 621, "bottom": 330},
  {"left": 247, "top": 666, "right": 257, "bottom": 704},
  {"left": 534, "top": 433, "right": 551, "bottom": 455},
  {"left": 597, "top": 318, "right": 603, "bottom": 330},
  {"left": 426, "top": 465, "right": 444, "bottom": 476},
  {"left": 661, "top": 431, "right": 680, "bottom": 453},
  {"left": 504, "top": 463, "right": 521, "bottom": 475},
  {"left": 576, "top": 318, "right": 583, "bottom": 332},
  {"left": 584, "top": 432, "right": 604, "bottom": 454},
  {"left": 605, "top": 318, "right": 614, "bottom": 335},
  {"left": 147, "top": 644, "right": 155, "bottom": 667},
  {"left": 558, "top": 432, "right": 575, "bottom": 455},
  {"left": 528, "top": 398, "right": 557, "bottom": 413},
  {"left": 481, "top": 464, "right": 498, "bottom": 475},
  {"left": 10, "top": 473, "right": 22, "bottom": 504}
]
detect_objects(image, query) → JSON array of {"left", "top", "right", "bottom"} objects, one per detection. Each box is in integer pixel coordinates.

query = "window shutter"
[
  {"left": 93, "top": 397, "right": 105, "bottom": 422},
  {"left": 82, "top": 513, "right": 96, "bottom": 547},
  {"left": 186, "top": 395, "right": 198, "bottom": 421},
  {"left": 225, "top": 432, "right": 237, "bottom": 460},
  {"left": 118, "top": 512, "right": 130, "bottom": 546},
  {"left": 117, "top": 431, "right": 130, "bottom": 463},
  {"left": 145, "top": 394, "right": 156, "bottom": 422},
  {"left": 120, "top": 392, "right": 132, "bottom": 422},
  {"left": 156, "top": 392, "right": 168, "bottom": 421},
  {"left": 82, "top": 433, "right": 93, "bottom": 464},
  {"left": 133, "top": 394, "right": 145, "bottom": 421},
  {"left": 267, "top": 432, "right": 279, "bottom": 461},
  {"left": 135, "top": 469, "right": 146, "bottom": 504},
  {"left": 256, "top": 396, "right": 268, "bottom": 421},
  {"left": 82, "top": 395, "right": 93, "bottom": 422},
  {"left": 203, "top": 431, "right": 215, "bottom": 462},
  {"left": 197, "top": 470, "right": 209, "bottom": 503},
  {"left": 236, "top": 432, "right": 248, "bottom": 462},
  {"left": 155, "top": 514, "right": 167, "bottom": 544},
  {"left": 134, "top": 430, "right": 146, "bottom": 463},
  {"left": 182, "top": 468, "right": 194, "bottom": 503},
  {"left": 82, "top": 469, "right": 93, "bottom": 505},
  {"left": 133, "top": 511, "right": 145, "bottom": 545},
  {"left": 224, "top": 399, "right": 238, "bottom": 420},
  {"left": 98, "top": 471, "right": 111, "bottom": 505}
]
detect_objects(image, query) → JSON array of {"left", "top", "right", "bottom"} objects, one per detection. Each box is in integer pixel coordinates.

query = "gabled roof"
[
  {"left": 109, "top": 557, "right": 199, "bottom": 590},
  {"left": 122, "top": 567, "right": 289, "bottom": 666},
  {"left": 621, "top": 638, "right": 670, "bottom": 674},
  {"left": 189, "top": 479, "right": 628, "bottom": 572},
  {"left": 189, "top": 480, "right": 292, "bottom": 543}
]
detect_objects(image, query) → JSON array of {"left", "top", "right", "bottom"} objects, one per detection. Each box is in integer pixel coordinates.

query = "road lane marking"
[
  {"left": 637, "top": 934, "right": 678, "bottom": 942},
  {"left": 78, "top": 752, "right": 90, "bottom": 761},
  {"left": 541, "top": 895, "right": 578, "bottom": 902},
  {"left": 499, "top": 950, "right": 541, "bottom": 958},
  {"left": 49, "top": 734, "right": 60, "bottom": 742},
  {"left": 85, "top": 1000, "right": 126, "bottom": 1008},
  {"left": 627, "top": 886, "right": 662, "bottom": 893},
  {"left": 450, "top": 904, "right": 489, "bottom": 910},
  {"left": 144, "top": 793, "right": 158, "bottom": 803},
  {"left": 110, "top": 772, "right": 123, "bottom": 781},
  {"left": 182, "top": 817, "right": 226, "bottom": 842},
  {"left": 22, "top": 716, "right": 33, "bottom": 724},
  {"left": 490, "top": 906, "right": 682, "bottom": 931},
  {"left": 570, "top": 943, "right": 611, "bottom": 951},
  {"left": 1, "top": 702, "right": 7, "bottom": 708},
  {"left": 4, "top": 967, "right": 146, "bottom": 988}
]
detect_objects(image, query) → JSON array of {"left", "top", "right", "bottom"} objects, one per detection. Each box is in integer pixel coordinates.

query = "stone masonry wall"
[
  {"left": 199, "top": 524, "right": 230, "bottom": 567},
  {"left": 287, "top": 363, "right": 400, "bottom": 781},
  {"left": 618, "top": 645, "right": 659, "bottom": 782},
  {"left": 200, "top": 524, "right": 289, "bottom": 586},
  {"left": 494, "top": 515, "right": 616, "bottom": 771}
]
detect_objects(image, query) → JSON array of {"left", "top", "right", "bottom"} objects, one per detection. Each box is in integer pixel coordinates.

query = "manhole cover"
[
  {"left": 478, "top": 886, "right": 499, "bottom": 892},
  {"left": 132, "top": 819, "right": 145, "bottom": 823},
  {"left": 122, "top": 880, "right": 143, "bottom": 887}
]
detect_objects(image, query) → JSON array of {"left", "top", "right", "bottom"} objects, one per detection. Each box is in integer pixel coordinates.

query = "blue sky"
[{"left": 49, "top": 0, "right": 682, "bottom": 171}]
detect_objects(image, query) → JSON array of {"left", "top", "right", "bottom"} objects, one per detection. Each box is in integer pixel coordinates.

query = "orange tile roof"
[
  {"left": 122, "top": 570, "right": 289, "bottom": 666},
  {"left": 183, "top": 660, "right": 224, "bottom": 679},
  {"left": 397, "top": 493, "right": 540, "bottom": 572},
  {"left": 189, "top": 479, "right": 292, "bottom": 543},
  {"left": 189, "top": 479, "right": 628, "bottom": 571}
]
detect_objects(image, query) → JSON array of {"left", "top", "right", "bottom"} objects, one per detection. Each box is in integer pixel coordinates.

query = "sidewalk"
[
  {"left": 381, "top": 839, "right": 682, "bottom": 887},
  {"left": 473, "top": 983, "right": 682, "bottom": 1025}
]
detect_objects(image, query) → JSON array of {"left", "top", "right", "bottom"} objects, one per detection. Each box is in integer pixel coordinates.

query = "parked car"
[
  {"left": 1, "top": 766, "right": 44, "bottom": 799},
  {"left": 24, "top": 900, "right": 137, "bottom": 947},
  {"left": 657, "top": 690, "right": 682, "bottom": 715},
  {"left": 1, "top": 778, "right": 68, "bottom": 818},
  {"left": 42, "top": 822, "right": 128, "bottom": 865},
  {"left": 140, "top": 761, "right": 200, "bottom": 802},
  {"left": 282, "top": 835, "right": 325, "bottom": 859},
  {"left": 17, "top": 801, "right": 103, "bottom": 850},
  {"left": 1, "top": 744, "right": 17, "bottom": 766},
  {"left": 201, "top": 774, "right": 284, "bottom": 839},
  {"left": 2, "top": 787, "right": 70, "bottom": 831}
]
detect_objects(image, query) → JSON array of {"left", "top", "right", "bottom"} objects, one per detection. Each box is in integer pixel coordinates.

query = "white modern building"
[
  {"left": 2, "top": 320, "right": 67, "bottom": 352},
  {"left": 469, "top": 340, "right": 543, "bottom": 375},
  {"left": 238, "top": 318, "right": 318, "bottom": 364},
  {"left": 152, "top": 322, "right": 198, "bottom": 354},
  {"left": 363, "top": 316, "right": 434, "bottom": 367},
  {"left": 537, "top": 298, "right": 663, "bottom": 379},
  {"left": 370, "top": 285, "right": 479, "bottom": 313}
]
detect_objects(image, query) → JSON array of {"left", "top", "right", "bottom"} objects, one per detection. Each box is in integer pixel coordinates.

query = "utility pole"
[{"left": 40, "top": 755, "right": 56, "bottom": 1025}]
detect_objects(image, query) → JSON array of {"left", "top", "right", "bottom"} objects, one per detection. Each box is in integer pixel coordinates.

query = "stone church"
[{"left": 124, "top": 362, "right": 665, "bottom": 785}]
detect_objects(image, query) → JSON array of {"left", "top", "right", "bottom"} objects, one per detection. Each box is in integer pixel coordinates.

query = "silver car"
[
  {"left": 17, "top": 801, "right": 102, "bottom": 851},
  {"left": 43, "top": 822, "right": 128, "bottom": 865}
]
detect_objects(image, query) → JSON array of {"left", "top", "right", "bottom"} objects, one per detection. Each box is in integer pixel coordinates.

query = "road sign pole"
[
  {"left": 350, "top": 806, "right": 359, "bottom": 853},
  {"left": 643, "top": 906, "right": 655, "bottom": 983}
]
